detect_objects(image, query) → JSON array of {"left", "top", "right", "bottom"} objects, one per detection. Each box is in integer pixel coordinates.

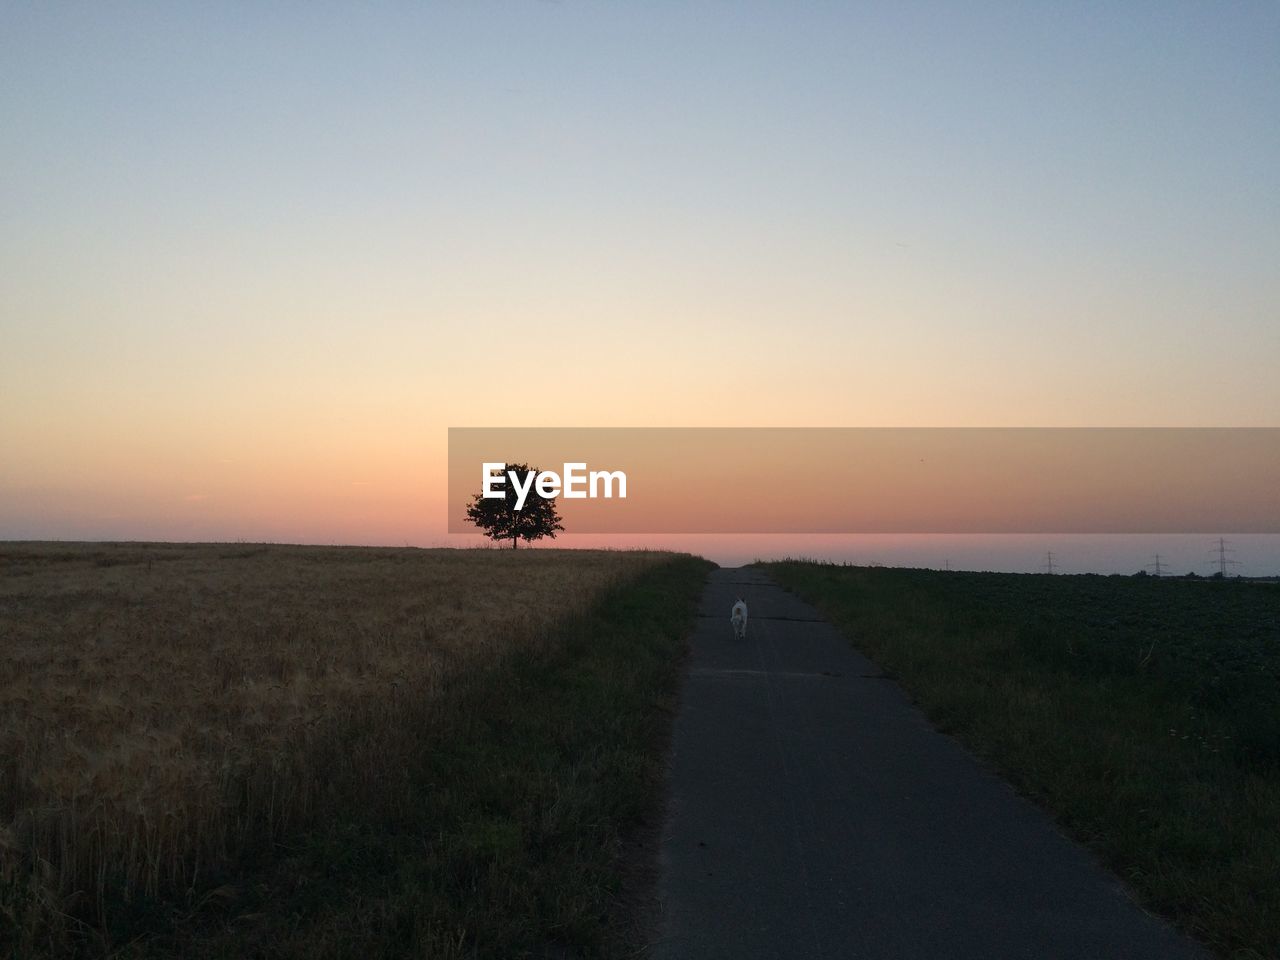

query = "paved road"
[{"left": 652, "top": 568, "right": 1209, "bottom": 960}]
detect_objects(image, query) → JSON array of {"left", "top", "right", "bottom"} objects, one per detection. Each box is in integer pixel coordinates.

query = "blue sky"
[{"left": 2, "top": 3, "right": 1278, "bottom": 567}]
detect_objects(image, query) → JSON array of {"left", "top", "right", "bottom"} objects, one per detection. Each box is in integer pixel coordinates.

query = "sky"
[{"left": 2, "top": 3, "right": 1278, "bottom": 571}]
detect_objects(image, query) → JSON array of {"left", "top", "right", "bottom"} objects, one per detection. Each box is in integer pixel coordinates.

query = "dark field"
[
  {"left": 1, "top": 543, "right": 712, "bottom": 959},
  {"left": 765, "top": 562, "right": 1280, "bottom": 959}
]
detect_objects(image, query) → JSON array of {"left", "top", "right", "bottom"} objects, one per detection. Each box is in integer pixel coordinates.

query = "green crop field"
[{"left": 765, "top": 562, "right": 1280, "bottom": 960}]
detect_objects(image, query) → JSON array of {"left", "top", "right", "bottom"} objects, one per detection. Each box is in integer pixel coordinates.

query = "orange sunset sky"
[{"left": 2, "top": 5, "right": 1278, "bottom": 572}]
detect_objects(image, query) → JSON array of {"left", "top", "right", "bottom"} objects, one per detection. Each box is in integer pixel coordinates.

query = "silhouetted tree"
[{"left": 465, "top": 462, "right": 565, "bottom": 549}]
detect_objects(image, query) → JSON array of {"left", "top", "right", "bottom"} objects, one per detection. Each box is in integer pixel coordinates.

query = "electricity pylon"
[{"left": 1209, "top": 537, "right": 1242, "bottom": 577}]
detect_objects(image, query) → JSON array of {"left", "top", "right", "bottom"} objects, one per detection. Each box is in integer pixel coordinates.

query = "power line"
[
  {"left": 1208, "top": 537, "right": 1242, "bottom": 577},
  {"left": 1146, "top": 554, "right": 1168, "bottom": 577}
]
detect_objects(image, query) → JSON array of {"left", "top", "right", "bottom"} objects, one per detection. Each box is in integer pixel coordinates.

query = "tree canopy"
[{"left": 464, "top": 462, "right": 565, "bottom": 549}]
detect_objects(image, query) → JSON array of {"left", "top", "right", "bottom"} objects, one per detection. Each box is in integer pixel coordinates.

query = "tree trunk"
[{"left": 512, "top": 534, "right": 518, "bottom": 549}]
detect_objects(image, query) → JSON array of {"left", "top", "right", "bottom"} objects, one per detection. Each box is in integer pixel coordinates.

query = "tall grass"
[{"left": 0, "top": 543, "right": 689, "bottom": 956}]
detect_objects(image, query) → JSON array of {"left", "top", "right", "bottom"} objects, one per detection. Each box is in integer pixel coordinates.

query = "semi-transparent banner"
[{"left": 447, "top": 428, "right": 1280, "bottom": 534}]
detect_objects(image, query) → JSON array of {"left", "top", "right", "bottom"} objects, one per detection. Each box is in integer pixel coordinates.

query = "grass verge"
[
  {"left": 4, "top": 551, "right": 712, "bottom": 959},
  {"left": 763, "top": 562, "right": 1279, "bottom": 960}
]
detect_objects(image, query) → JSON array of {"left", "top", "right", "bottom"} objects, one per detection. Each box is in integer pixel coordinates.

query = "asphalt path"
[{"left": 652, "top": 567, "right": 1208, "bottom": 959}]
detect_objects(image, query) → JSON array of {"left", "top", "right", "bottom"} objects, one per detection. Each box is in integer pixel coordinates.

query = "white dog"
[{"left": 730, "top": 598, "right": 748, "bottom": 640}]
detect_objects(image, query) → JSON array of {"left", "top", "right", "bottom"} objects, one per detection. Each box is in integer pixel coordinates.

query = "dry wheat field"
[{"left": 0, "top": 542, "right": 668, "bottom": 942}]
